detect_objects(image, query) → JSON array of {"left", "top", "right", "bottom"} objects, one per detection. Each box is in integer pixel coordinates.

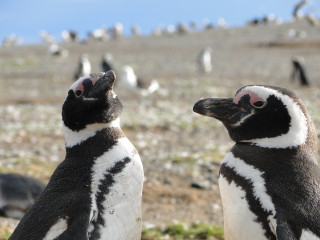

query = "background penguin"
[
  {"left": 196, "top": 47, "right": 212, "bottom": 74},
  {"left": 73, "top": 53, "right": 91, "bottom": 81},
  {"left": 9, "top": 70, "right": 144, "bottom": 240},
  {"left": 0, "top": 173, "right": 45, "bottom": 219},
  {"left": 101, "top": 52, "right": 114, "bottom": 73},
  {"left": 193, "top": 85, "right": 320, "bottom": 240},
  {"left": 291, "top": 56, "right": 310, "bottom": 86},
  {"left": 120, "top": 65, "right": 159, "bottom": 96},
  {"left": 49, "top": 43, "right": 69, "bottom": 58}
]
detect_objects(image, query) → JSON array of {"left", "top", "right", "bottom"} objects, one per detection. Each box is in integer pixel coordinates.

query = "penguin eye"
[
  {"left": 75, "top": 90, "right": 83, "bottom": 97},
  {"left": 252, "top": 101, "right": 266, "bottom": 108}
]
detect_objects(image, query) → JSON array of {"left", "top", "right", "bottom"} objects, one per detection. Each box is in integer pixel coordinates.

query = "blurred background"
[
  {"left": 1, "top": 0, "right": 320, "bottom": 239},
  {"left": 2, "top": 0, "right": 319, "bottom": 44}
]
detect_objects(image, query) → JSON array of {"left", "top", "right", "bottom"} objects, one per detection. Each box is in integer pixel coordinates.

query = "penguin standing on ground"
[
  {"left": 194, "top": 85, "right": 320, "bottom": 240},
  {"left": 74, "top": 54, "right": 91, "bottom": 81},
  {"left": 196, "top": 47, "right": 212, "bottom": 74},
  {"left": 101, "top": 53, "right": 114, "bottom": 73},
  {"left": 120, "top": 65, "right": 159, "bottom": 96},
  {"left": 291, "top": 57, "right": 310, "bottom": 86},
  {"left": 10, "top": 70, "right": 144, "bottom": 240},
  {"left": 0, "top": 173, "right": 45, "bottom": 219}
]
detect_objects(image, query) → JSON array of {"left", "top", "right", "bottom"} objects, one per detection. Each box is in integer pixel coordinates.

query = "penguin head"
[
  {"left": 62, "top": 70, "right": 123, "bottom": 131},
  {"left": 193, "top": 85, "right": 317, "bottom": 150}
]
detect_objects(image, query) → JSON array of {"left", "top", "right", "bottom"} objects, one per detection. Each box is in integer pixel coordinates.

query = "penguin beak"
[
  {"left": 193, "top": 98, "right": 243, "bottom": 124},
  {"left": 88, "top": 70, "right": 116, "bottom": 98}
]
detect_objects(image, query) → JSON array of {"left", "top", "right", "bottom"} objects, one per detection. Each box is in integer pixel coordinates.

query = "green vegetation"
[
  {"left": 0, "top": 228, "right": 11, "bottom": 240},
  {"left": 142, "top": 222, "right": 224, "bottom": 240}
]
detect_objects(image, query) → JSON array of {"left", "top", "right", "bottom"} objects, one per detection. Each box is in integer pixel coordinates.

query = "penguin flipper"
[
  {"left": 276, "top": 218, "right": 298, "bottom": 240},
  {"left": 55, "top": 213, "right": 90, "bottom": 240}
]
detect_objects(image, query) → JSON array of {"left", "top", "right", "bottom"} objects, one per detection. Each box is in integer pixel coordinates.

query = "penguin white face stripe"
[
  {"left": 239, "top": 86, "right": 308, "bottom": 149},
  {"left": 42, "top": 218, "right": 68, "bottom": 240},
  {"left": 63, "top": 118, "right": 121, "bottom": 148},
  {"left": 223, "top": 152, "right": 276, "bottom": 214},
  {"left": 231, "top": 111, "right": 254, "bottom": 127}
]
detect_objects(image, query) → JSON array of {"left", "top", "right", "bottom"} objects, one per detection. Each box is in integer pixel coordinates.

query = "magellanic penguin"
[
  {"left": 193, "top": 85, "right": 320, "bottom": 240},
  {"left": 196, "top": 47, "right": 213, "bottom": 74},
  {"left": 74, "top": 54, "right": 91, "bottom": 81},
  {"left": 9, "top": 70, "right": 144, "bottom": 240},
  {"left": 291, "top": 57, "right": 310, "bottom": 86},
  {"left": 101, "top": 53, "right": 114, "bottom": 73},
  {"left": 120, "top": 65, "right": 159, "bottom": 97}
]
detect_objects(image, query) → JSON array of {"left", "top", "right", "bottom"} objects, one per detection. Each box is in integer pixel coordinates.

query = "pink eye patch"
[
  {"left": 233, "top": 90, "right": 266, "bottom": 108},
  {"left": 74, "top": 76, "right": 99, "bottom": 97}
]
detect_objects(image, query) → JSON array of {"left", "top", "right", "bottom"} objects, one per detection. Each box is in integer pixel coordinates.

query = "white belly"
[
  {"left": 90, "top": 137, "right": 144, "bottom": 240},
  {"left": 99, "top": 159, "right": 143, "bottom": 240},
  {"left": 219, "top": 176, "right": 269, "bottom": 240}
]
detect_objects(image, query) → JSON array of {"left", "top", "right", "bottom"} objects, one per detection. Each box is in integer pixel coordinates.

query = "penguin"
[
  {"left": 49, "top": 44, "right": 69, "bottom": 58},
  {"left": 74, "top": 54, "right": 91, "bottom": 81},
  {"left": 291, "top": 57, "right": 310, "bottom": 86},
  {"left": 101, "top": 53, "right": 114, "bottom": 73},
  {"left": 196, "top": 47, "right": 212, "bottom": 74},
  {"left": 9, "top": 70, "right": 144, "bottom": 240},
  {"left": 120, "top": 65, "right": 159, "bottom": 97},
  {"left": 193, "top": 85, "right": 320, "bottom": 240},
  {"left": 0, "top": 173, "right": 45, "bottom": 219}
]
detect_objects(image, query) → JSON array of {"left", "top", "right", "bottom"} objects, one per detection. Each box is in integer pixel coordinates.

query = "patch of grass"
[
  {"left": 142, "top": 222, "right": 224, "bottom": 240},
  {"left": 0, "top": 228, "right": 12, "bottom": 240}
]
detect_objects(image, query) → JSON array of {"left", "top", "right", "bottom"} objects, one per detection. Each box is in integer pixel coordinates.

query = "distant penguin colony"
[
  {"left": 0, "top": 173, "right": 45, "bottom": 219},
  {"left": 74, "top": 54, "right": 91, "bottom": 81},
  {"left": 9, "top": 71, "right": 144, "bottom": 240},
  {"left": 194, "top": 85, "right": 320, "bottom": 240}
]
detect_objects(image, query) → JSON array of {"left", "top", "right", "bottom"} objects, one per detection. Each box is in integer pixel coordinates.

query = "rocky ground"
[{"left": 1, "top": 19, "right": 320, "bottom": 239}]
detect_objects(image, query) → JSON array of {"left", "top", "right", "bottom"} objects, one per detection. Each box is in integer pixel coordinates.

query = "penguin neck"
[{"left": 63, "top": 118, "right": 122, "bottom": 148}]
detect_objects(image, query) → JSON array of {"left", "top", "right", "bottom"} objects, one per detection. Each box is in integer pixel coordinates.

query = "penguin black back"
[{"left": 194, "top": 85, "right": 320, "bottom": 239}]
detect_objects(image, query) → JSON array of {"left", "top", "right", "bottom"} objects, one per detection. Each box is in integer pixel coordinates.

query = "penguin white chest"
[
  {"left": 219, "top": 152, "right": 277, "bottom": 240},
  {"left": 89, "top": 137, "right": 144, "bottom": 240},
  {"left": 219, "top": 176, "right": 270, "bottom": 240}
]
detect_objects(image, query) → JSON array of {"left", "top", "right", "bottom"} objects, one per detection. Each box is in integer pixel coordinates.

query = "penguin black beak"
[
  {"left": 88, "top": 70, "right": 116, "bottom": 97},
  {"left": 193, "top": 98, "right": 243, "bottom": 123}
]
